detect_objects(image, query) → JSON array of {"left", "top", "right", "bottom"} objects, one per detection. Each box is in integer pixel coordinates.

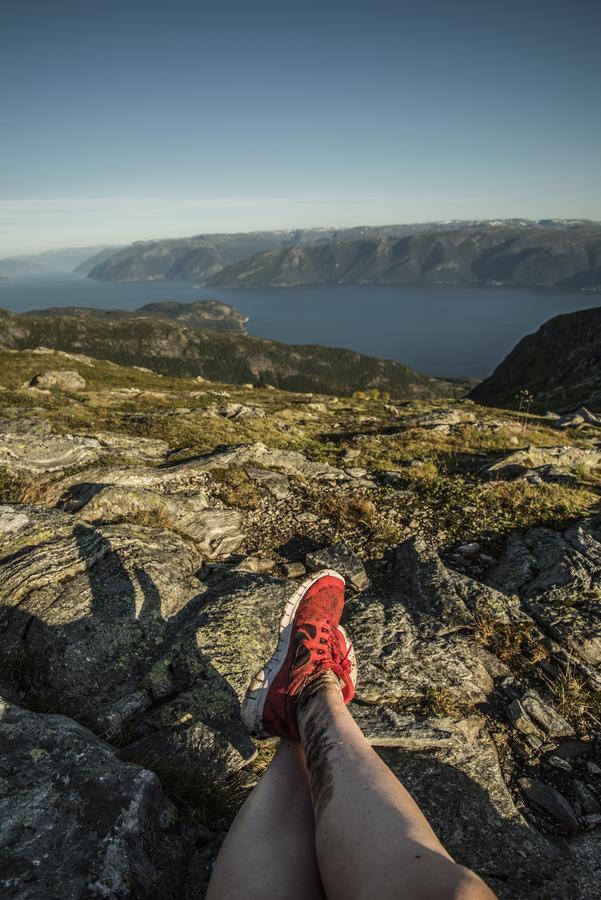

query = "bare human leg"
[
  {"left": 205, "top": 738, "right": 326, "bottom": 900},
  {"left": 296, "top": 674, "right": 497, "bottom": 900}
]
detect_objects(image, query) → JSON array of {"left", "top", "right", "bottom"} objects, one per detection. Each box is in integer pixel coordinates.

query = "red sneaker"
[{"left": 242, "top": 569, "right": 357, "bottom": 739}]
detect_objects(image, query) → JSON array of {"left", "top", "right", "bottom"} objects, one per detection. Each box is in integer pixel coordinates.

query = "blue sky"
[{"left": 1, "top": 0, "right": 600, "bottom": 254}]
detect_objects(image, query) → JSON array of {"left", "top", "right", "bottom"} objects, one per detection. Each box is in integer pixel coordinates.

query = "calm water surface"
[{"left": 0, "top": 273, "right": 598, "bottom": 379}]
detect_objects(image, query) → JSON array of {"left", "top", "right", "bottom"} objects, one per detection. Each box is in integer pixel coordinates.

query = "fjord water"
[{"left": 0, "top": 273, "right": 598, "bottom": 379}]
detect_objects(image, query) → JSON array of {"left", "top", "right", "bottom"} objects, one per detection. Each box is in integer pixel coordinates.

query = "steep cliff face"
[{"left": 470, "top": 306, "right": 601, "bottom": 412}]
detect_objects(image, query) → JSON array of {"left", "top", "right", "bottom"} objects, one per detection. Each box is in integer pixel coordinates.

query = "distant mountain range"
[
  {"left": 0, "top": 257, "right": 55, "bottom": 278},
  {"left": 470, "top": 305, "right": 601, "bottom": 413},
  {"left": 87, "top": 220, "right": 601, "bottom": 288},
  {"left": 206, "top": 225, "right": 601, "bottom": 291},
  {"left": 0, "top": 305, "right": 468, "bottom": 399},
  {"left": 0, "top": 245, "right": 120, "bottom": 278}
]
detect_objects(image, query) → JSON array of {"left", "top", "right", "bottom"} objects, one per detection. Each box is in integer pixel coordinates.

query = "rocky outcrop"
[
  {"left": 0, "top": 418, "right": 171, "bottom": 474},
  {"left": 470, "top": 306, "right": 601, "bottom": 413},
  {"left": 482, "top": 444, "right": 601, "bottom": 484},
  {"left": 0, "top": 691, "right": 197, "bottom": 899},
  {"left": 1, "top": 398, "right": 601, "bottom": 899},
  {"left": 28, "top": 369, "right": 86, "bottom": 391},
  {"left": 484, "top": 516, "right": 601, "bottom": 672}
]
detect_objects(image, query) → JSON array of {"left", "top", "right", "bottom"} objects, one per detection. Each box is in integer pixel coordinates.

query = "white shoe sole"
[{"left": 241, "top": 568, "right": 356, "bottom": 737}]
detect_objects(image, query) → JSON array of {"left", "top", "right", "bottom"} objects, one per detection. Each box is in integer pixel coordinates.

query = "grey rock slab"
[
  {"left": 412, "top": 409, "right": 462, "bottom": 429},
  {"left": 349, "top": 707, "right": 482, "bottom": 748},
  {"left": 486, "top": 517, "right": 601, "bottom": 666},
  {"left": 519, "top": 777, "right": 579, "bottom": 832},
  {"left": 344, "top": 592, "right": 496, "bottom": 706},
  {"left": 527, "top": 599, "right": 601, "bottom": 668},
  {"left": 0, "top": 417, "right": 101, "bottom": 473},
  {"left": 73, "top": 485, "right": 245, "bottom": 559},
  {"left": 93, "top": 431, "right": 170, "bottom": 463},
  {"left": 0, "top": 694, "right": 194, "bottom": 899},
  {"left": 569, "top": 831, "right": 601, "bottom": 899},
  {"left": 343, "top": 536, "right": 514, "bottom": 706},
  {"left": 392, "top": 535, "right": 473, "bottom": 628},
  {"left": 245, "top": 466, "right": 290, "bottom": 500},
  {"left": 379, "top": 723, "right": 579, "bottom": 899},
  {"left": 29, "top": 369, "right": 86, "bottom": 391},
  {"left": 484, "top": 445, "right": 601, "bottom": 479},
  {"left": 306, "top": 541, "right": 368, "bottom": 591},
  {"left": 556, "top": 407, "right": 601, "bottom": 428},
  {"left": 487, "top": 516, "right": 601, "bottom": 603},
  {"left": 520, "top": 689, "right": 575, "bottom": 738},
  {"left": 178, "top": 442, "right": 348, "bottom": 482},
  {"left": 573, "top": 780, "right": 601, "bottom": 815},
  {"left": 54, "top": 442, "right": 348, "bottom": 499}
]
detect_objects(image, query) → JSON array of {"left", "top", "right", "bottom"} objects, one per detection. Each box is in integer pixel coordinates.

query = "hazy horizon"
[
  {"left": 6, "top": 214, "right": 601, "bottom": 260},
  {"left": 2, "top": 0, "right": 600, "bottom": 256}
]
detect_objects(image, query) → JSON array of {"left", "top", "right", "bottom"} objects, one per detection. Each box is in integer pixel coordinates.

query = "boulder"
[
  {"left": 0, "top": 692, "right": 195, "bottom": 899},
  {"left": 28, "top": 369, "right": 86, "bottom": 391},
  {"left": 306, "top": 541, "right": 368, "bottom": 591}
]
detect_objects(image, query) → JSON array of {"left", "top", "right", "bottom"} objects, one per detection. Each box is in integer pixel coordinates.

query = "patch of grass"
[
  {"left": 420, "top": 685, "right": 471, "bottom": 717},
  {"left": 114, "top": 505, "right": 176, "bottom": 530},
  {"left": 409, "top": 474, "right": 598, "bottom": 540},
  {"left": 474, "top": 616, "right": 549, "bottom": 669},
  {"left": 542, "top": 664, "right": 601, "bottom": 728},
  {"left": 328, "top": 493, "right": 377, "bottom": 526},
  {"left": 0, "top": 468, "right": 53, "bottom": 506},
  {"left": 211, "top": 466, "right": 262, "bottom": 510}
]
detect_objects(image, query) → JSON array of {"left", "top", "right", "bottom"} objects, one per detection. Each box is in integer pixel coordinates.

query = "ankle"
[{"left": 295, "top": 670, "right": 343, "bottom": 722}]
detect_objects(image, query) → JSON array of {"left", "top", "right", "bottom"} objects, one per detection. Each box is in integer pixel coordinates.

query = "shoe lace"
[{"left": 314, "top": 623, "right": 353, "bottom": 688}]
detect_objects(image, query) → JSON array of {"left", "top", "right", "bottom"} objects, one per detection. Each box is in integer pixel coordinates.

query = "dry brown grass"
[
  {"left": 421, "top": 685, "right": 469, "bottom": 717},
  {"left": 211, "top": 466, "right": 262, "bottom": 510},
  {"left": 474, "top": 616, "right": 549, "bottom": 668},
  {"left": 0, "top": 469, "right": 54, "bottom": 507},
  {"left": 308, "top": 488, "right": 377, "bottom": 527},
  {"left": 119, "top": 505, "right": 176, "bottom": 530},
  {"left": 542, "top": 664, "right": 601, "bottom": 728}
]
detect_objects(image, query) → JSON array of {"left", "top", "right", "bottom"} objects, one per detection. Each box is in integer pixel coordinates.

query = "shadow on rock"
[{"left": 0, "top": 510, "right": 295, "bottom": 813}]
